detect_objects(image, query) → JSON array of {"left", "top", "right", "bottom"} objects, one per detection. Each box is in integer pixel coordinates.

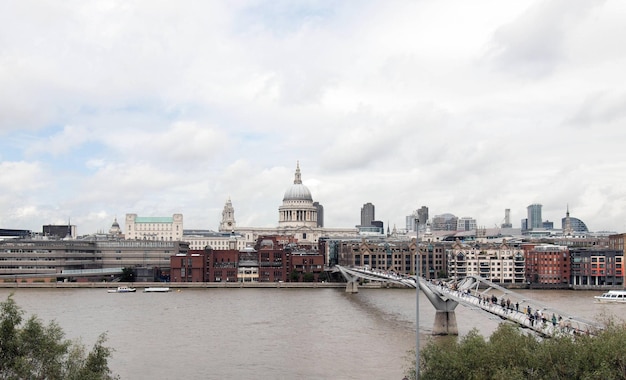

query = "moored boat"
[
  {"left": 594, "top": 290, "right": 626, "bottom": 303},
  {"left": 143, "top": 287, "right": 171, "bottom": 293},
  {"left": 107, "top": 286, "right": 136, "bottom": 293}
]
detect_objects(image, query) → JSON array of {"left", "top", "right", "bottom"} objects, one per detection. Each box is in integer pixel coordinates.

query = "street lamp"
[{"left": 415, "top": 219, "right": 420, "bottom": 380}]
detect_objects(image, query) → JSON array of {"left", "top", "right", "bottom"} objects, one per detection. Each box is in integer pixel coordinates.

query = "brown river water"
[{"left": 0, "top": 288, "right": 619, "bottom": 380}]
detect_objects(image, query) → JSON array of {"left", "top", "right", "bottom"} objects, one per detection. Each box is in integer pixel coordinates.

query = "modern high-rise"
[
  {"left": 456, "top": 217, "right": 477, "bottom": 231},
  {"left": 407, "top": 206, "right": 430, "bottom": 231},
  {"left": 360, "top": 202, "right": 375, "bottom": 227},
  {"left": 43, "top": 224, "right": 76, "bottom": 239},
  {"left": 431, "top": 213, "right": 458, "bottom": 231},
  {"left": 417, "top": 206, "right": 428, "bottom": 226},
  {"left": 527, "top": 204, "right": 543, "bottom": 230},
  {"left": 501, "top": 209, "right": 512, "bottom": 228},
  {"left": 313, "top": 202, "right": 324, "bottom": 227},
  {"left": 406, "top": 212, "right": 418, "bottom": 232}
]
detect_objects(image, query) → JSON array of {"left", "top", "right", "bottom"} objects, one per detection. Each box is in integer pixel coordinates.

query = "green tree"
[
  {"left": 119, "top": 267, "right": 135, "bottom": 282},
  {"left": 406, "top": 321, "right": 626, "bottom": 380},
  {"left": 0, "top": 295, "right": 118, "bottom": 380},
  {"left": 290, "top": 270, "right": 300, "bottom": 282},
  {"left": 317, "top": 271, "right": 330, "bottom": 282},
  {"left": 303, "top": 272, "right": 315, "bottom": 282}
]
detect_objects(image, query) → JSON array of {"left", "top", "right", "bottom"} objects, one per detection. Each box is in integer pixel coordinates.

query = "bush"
[
  {"left": 0, "top": 294, "right": 118, "bottom": 379},
  {"left": 407, "top": 321, "right": 626, "bottom": 380}
]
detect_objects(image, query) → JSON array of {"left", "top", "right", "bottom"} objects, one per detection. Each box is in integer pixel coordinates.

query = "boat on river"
[
  {"left": 594, "top": 290, "right": 626, "bottom": 303},
  {"left": 107, "top": 286, "right": 136, "bottom": 293},
  {"left": 143, "top": 287, "right": 171, "bottom": 293}
]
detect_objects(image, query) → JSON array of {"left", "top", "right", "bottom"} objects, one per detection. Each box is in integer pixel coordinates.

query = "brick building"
[
  {"left": 201, "top": 236, "right": 323, "bottom": 283},
  {"left": 570, "top": 248, "right": 624, "bottom": 287},
  {"left": 170, "top": 251, "right": 207, "bottom": 282},
  {"left": 524, "top": 244, "right": 570, "bottom": 288},
  {"left": 291, "top": 253, "right": 325, "bottom": 281}
]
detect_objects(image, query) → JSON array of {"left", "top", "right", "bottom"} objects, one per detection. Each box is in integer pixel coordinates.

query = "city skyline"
[{"left": 1, "top": 1, "right": 625, "bottom": 234}]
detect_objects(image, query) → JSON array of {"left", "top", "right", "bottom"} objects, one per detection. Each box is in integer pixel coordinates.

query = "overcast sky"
[{"left": 1, "top": 0, "right": 625, "bottom": 235}]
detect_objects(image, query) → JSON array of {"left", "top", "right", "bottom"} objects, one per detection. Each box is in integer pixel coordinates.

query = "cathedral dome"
[
  {"left": 283, "top": 183, "right": 312, "bottom": 201},
  {"left": 282, "top": 162, "right": 313, "bottom": 201}
]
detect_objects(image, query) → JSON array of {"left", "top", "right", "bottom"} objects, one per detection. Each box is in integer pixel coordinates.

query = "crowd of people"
[{"left": 428, "top": 279, "right": 592, "bottom": 335}]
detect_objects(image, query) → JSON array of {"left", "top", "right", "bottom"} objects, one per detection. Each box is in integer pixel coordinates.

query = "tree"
[
  {"left": 405, "top": 321, "right": 626, "bottom": 380},
  {"left": 290, "top": 270, "right": 300, "bottom": 282},
  {"left": 0, "top": 295, "right": 118, "bottom": 380},
  {"left": 317, "top": 271, "right": 330, "bottom": 282},
  {"left": 119, "top": 267, "right": 135, "bottom": 282}
]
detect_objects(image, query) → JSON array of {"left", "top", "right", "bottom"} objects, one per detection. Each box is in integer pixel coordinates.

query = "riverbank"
[
  {"left": 0, "top": 281, "right": 383, "bottom": 289},
  {"left": 0, "top": 281, "right": 619, "bottom": 290}
]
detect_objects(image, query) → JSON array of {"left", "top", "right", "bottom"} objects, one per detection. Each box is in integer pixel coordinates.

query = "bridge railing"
[
  {"left": 335, "top": 265, "right": 603, "bottom": 337},
  {"left": 422, "top": 276, "right": 603, "bottom": 337}
]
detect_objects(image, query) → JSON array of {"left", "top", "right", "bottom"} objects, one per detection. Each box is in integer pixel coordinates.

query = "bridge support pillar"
[
  {"left": 433, "top": 310, "right": 458, "bottom": 336},
  {"left": 345, "top": 281, "right": 358, "bottom": 293}
]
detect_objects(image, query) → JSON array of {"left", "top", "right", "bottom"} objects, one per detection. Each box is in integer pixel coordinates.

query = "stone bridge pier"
[
  {"left": 419, "top": 280, "right": 459, "bottom": 335},
  {"left": 335, "top": 266, "right": 459, "bottom": 335}
]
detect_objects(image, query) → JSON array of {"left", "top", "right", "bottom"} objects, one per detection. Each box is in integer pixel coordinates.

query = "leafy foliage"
[
  {"left": 406, "top": 321, "right": 626, "bottom": 380},
  {"left": 0, "top": 295, "right": 118, "bottom": 380},
  {"left": 119, "top": 267, "right": 135, "bottom": 282},
  {"left": 290, "top": 270, "right": 300, "bottom": 282}
]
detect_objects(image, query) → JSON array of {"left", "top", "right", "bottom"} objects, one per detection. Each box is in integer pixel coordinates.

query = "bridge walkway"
[
  {"left": 334, "top": 265, "right": 602, "bottom": 337},
  {"left": 422, "top": 279, "right": 600, "bottom": 337}
]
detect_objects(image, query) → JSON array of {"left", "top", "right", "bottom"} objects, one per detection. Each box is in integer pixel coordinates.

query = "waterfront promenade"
[{"left": 0, "top": 281, "right": 361, "bottom": 289}]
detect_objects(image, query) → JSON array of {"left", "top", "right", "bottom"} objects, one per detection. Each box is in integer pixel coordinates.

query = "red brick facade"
[
  {"left": 170, "top": 235, "right": 324, "bottom": 283},
  {"left": 170, "top": 251, "right": 207, "bottom": 282},
  {"left": 524, "top": 244, "right": 570, "bottom": 286}
]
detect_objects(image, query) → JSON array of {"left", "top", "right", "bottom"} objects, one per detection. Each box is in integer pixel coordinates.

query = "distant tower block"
[{"left": 501, "top": 209, "right": 512, "bottom": 228}]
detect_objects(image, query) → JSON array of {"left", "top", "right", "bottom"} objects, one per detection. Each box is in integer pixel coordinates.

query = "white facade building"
[
  {"left": 125, "top": 214, "right": 183, "bottom": 241},
  {"left": 447, "top": 240, "right": 526, "bottom": 284},
  {"left": 183, "top": 230, "right": 247, "bottom": 251}
]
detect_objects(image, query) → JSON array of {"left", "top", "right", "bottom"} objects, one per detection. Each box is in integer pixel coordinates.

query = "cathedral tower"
[{"left": 219, "top": 198, "right": 236, "bottom": 232}]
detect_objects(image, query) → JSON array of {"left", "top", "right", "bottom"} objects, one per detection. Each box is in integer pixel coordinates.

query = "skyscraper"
[
  {"left": 501, "top": 209, "right": 512, "bottom": 228},
  {"left": 313, "top": 202, "right": 324, "bottom": 227},
  {"left": 418, "top": 206, "right": 429, "bottom": 226},
  {"left": 361, "top": 202, "right": 375, "bottom": 227},
  {"left": 527, "top": 204, "right": 542, "bottom": 230},
  {"left": 406, "top": 206, "right": 429, "bottom": 232}
]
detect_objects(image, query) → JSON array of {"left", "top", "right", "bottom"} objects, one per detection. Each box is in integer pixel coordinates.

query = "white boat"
[
  {"left": 594, "top": 290, "right": 626, "bottom": 303},
  {"left": 143, "top": 287, "right": 171, "bottom": 293},
  {"left": 107, "top": 286, "right": 136, "bottom": 293}
]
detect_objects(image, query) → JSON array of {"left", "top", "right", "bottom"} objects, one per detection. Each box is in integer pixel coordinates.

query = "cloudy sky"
[{"left": 1, "top": 0, "right": 625, "bottom": 235}]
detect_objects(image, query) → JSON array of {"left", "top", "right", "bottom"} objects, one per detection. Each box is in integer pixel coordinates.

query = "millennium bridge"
[{"left": 335, "top": 265, "right": 602, "bottom": 337}]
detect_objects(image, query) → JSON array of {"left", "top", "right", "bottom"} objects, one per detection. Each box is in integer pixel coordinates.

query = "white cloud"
[{"left": 0, "top": 0, "right": 625, "bottom": 234}]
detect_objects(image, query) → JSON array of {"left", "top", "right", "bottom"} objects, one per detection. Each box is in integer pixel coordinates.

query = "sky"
[{"left": 1, "top": 0, "right": 625, "bottom": 235}]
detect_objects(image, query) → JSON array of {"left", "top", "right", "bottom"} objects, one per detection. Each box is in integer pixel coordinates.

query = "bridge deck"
[
  {"left": 335, "top": 265, "right": 602, "bottom": 337},
  {"left": 421, "top": 280, "right": 600, "bottom": 337}
]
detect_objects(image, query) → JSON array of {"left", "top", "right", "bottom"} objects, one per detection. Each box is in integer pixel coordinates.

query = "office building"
[
  {"left": 361, "top": 202, "right": 375, "bottom": 227},
  {"left": 527, "top": 204, "right": 543, "bottom": 230},
  {"left": 456, "top": 217, "right": 477, "bottom": 232}
]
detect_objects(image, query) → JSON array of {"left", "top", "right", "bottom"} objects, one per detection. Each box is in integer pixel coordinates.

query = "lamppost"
[{"left": 415, "top": 219, "right": 420, "bottom": 380}]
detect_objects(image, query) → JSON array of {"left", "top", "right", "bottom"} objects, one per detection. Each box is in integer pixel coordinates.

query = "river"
[{"left": 0, "top": 288, "right": 620, "bottom": 380}]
